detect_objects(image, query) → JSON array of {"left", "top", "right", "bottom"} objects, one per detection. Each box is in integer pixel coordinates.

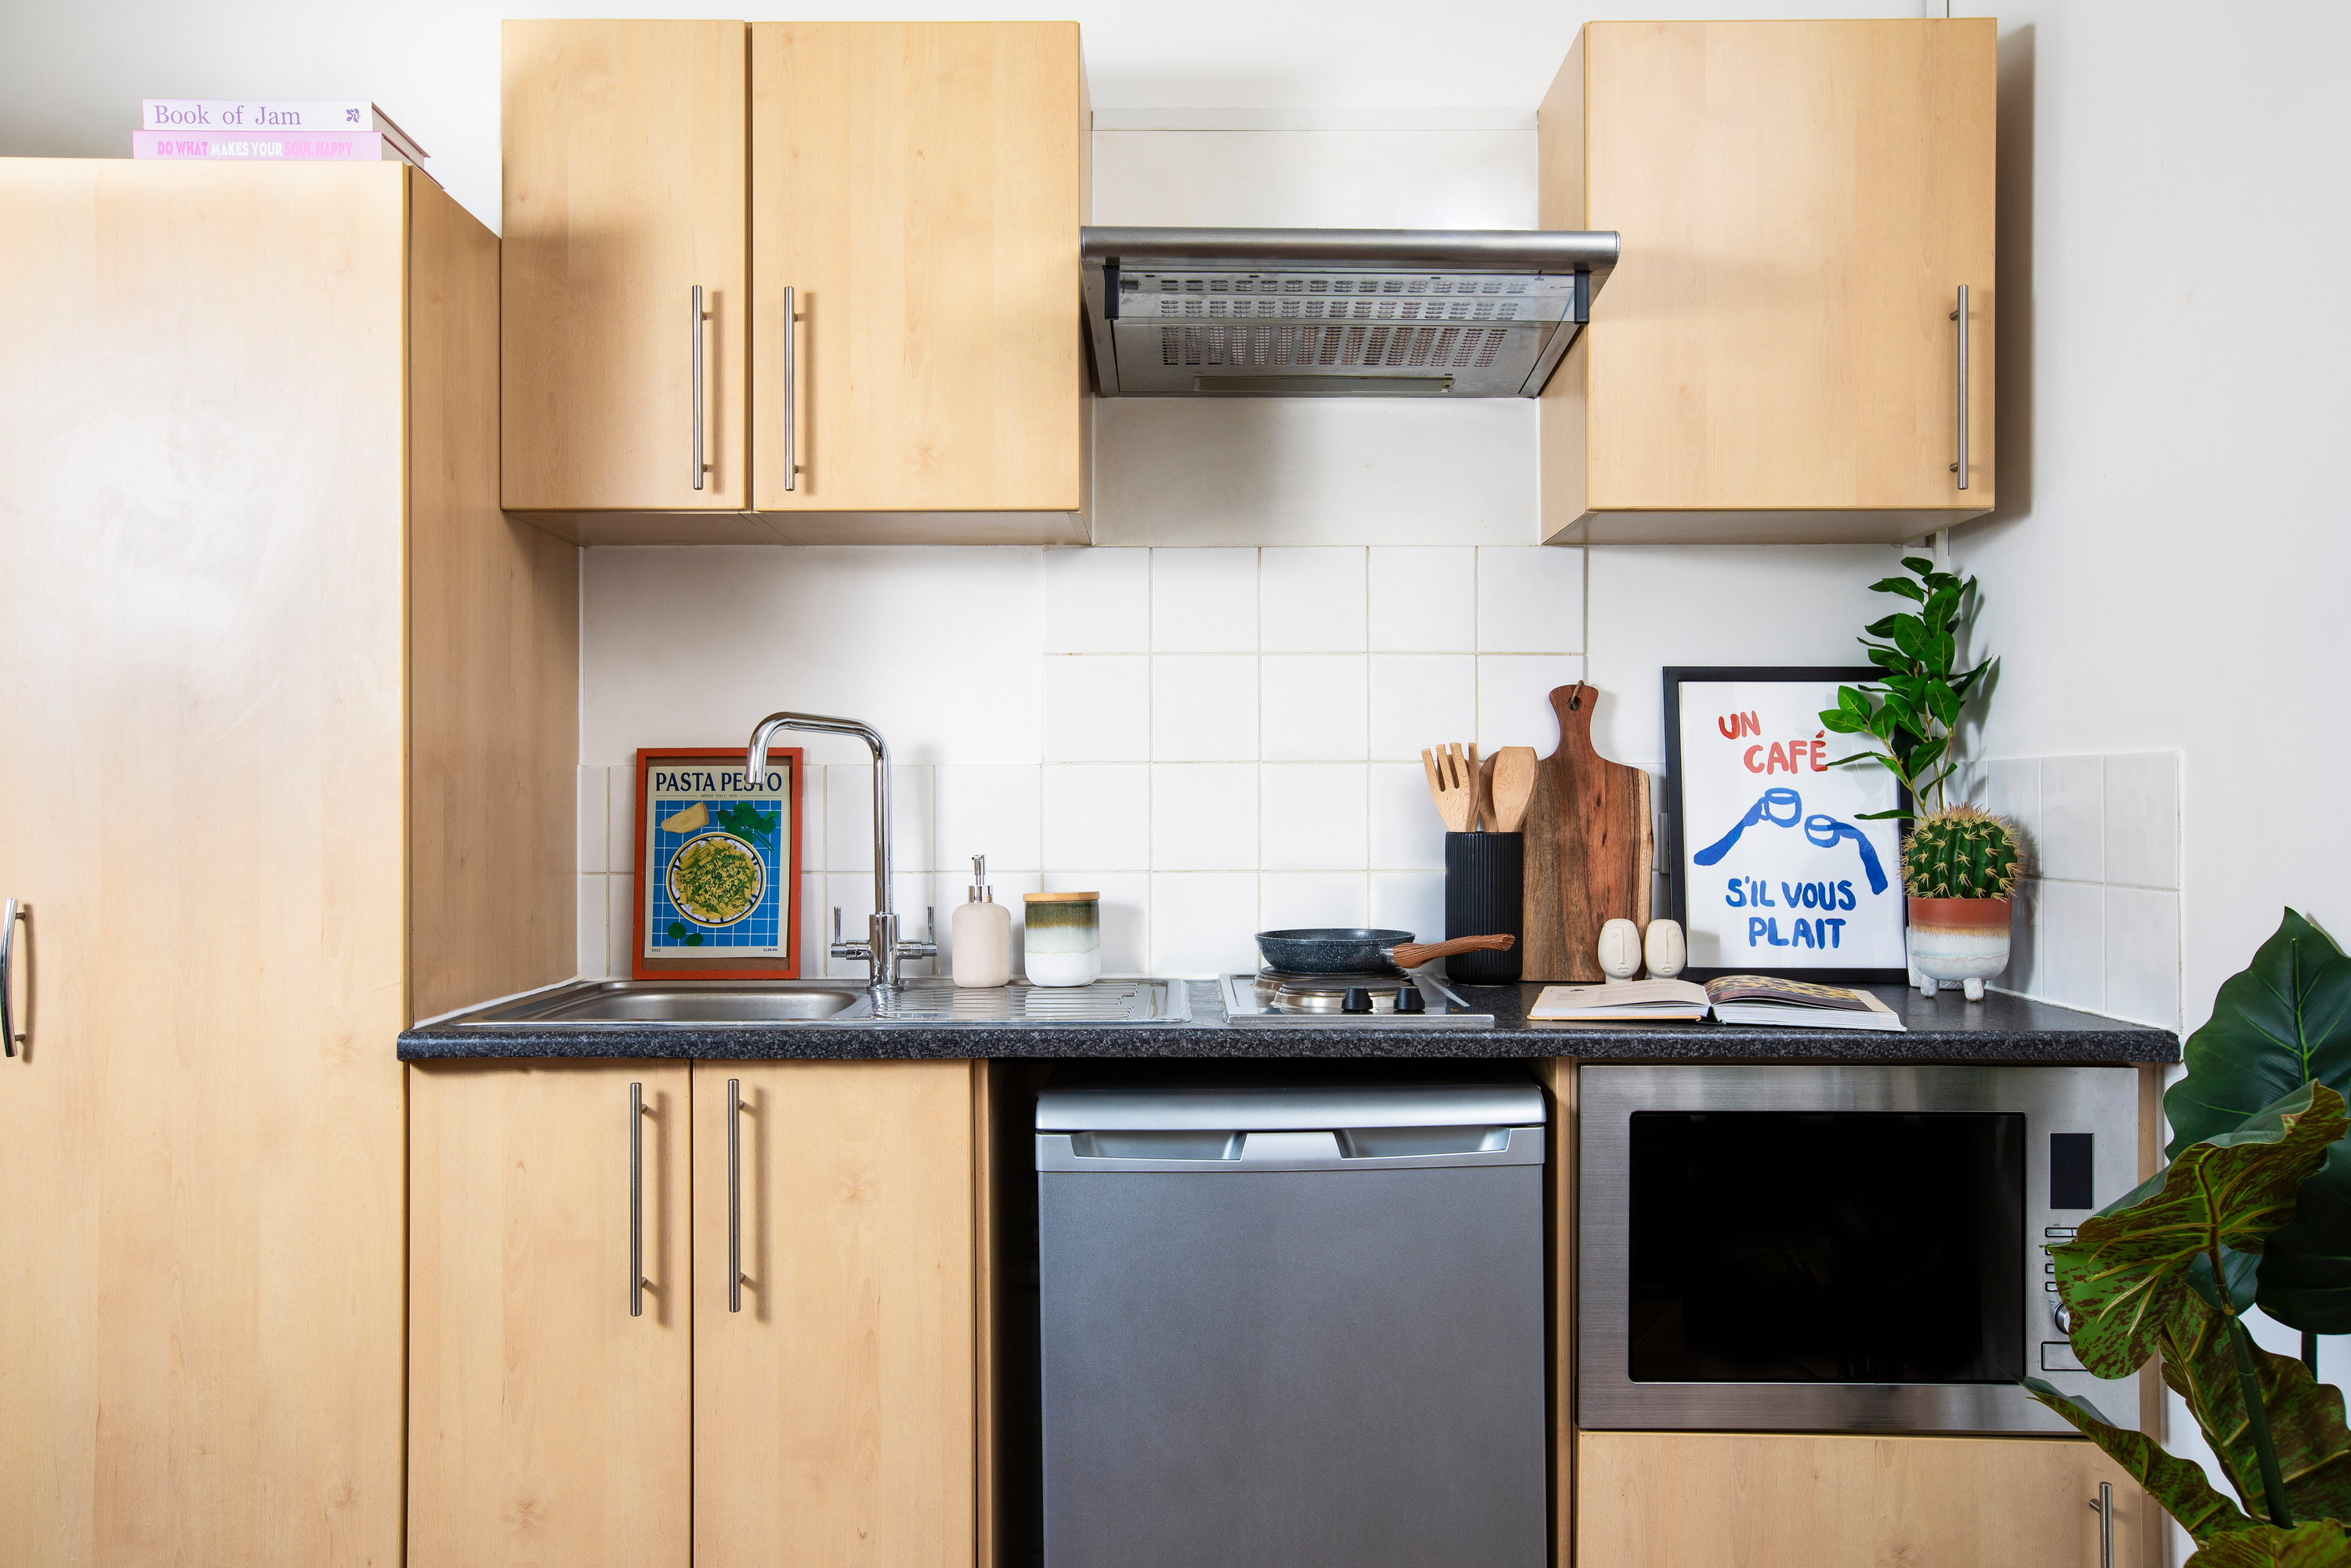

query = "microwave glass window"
[{"left": 1627, "top": 1111, "right": 2026, "bottom": 1384}]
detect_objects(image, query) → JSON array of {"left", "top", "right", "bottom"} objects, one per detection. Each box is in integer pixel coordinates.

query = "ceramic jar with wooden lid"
[{"left": 1023, "top": 891, "right": 1101, "bottom": 987}]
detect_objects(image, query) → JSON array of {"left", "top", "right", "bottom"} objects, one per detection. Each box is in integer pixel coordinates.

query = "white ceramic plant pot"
[{"left": 1907, "top": 896, "right": 2013, "bottom": 1001}]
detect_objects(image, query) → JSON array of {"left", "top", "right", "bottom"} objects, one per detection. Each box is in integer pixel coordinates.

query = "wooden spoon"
[
  {"left": 1489, "top": 747, "right": 1538, "bottom": 832},
  {"left": 1465, "top": 742, "right": 1484, "bottom": 831},
  {"left": 1388, "top": 932, "right": 1516, "bottom": 969}
]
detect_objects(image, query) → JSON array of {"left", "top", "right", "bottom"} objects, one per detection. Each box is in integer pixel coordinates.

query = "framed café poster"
[
  {"left": 630, "top": 746, "right": 804, "bottom": 980},
  {"left": 1662, "top": 668, "right": 1908, "bottom": 983}
]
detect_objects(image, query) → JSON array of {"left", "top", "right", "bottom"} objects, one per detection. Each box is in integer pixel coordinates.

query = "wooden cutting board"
[{"left": 1520, "top": 683, "right": 1654, "bottom": 983}]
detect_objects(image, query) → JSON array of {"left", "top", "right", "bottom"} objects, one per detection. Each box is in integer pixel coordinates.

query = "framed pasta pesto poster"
[
  {"left": 630, "top": 746, "right": 803, "bottom": 980},
  {"left": 1662, "top": 668, "right": 1908, "bottom": 983}
]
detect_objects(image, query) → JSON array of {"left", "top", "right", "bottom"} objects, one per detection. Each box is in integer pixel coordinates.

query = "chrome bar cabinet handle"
[
  {"left": 2092, "top": 1479, "right": 2113, "bottom": 1567},
  {"left": 0, "top": 898, "right": 23, "bottom": 1058},
  {"left": 781, "top": 284, "right": 798, "bottom": 492},
  {"left": 1949, "top": 283, "right": 1969, "bottom": 491},
  {"left": 691, "top": 285, "right": 710, "bottom": 491},
  {"left": 727, "top": 1077, "right": 745, "bottom": 1313},
  {"left": 630, "top": 1081, "right": 650, "bottom": 1316}
]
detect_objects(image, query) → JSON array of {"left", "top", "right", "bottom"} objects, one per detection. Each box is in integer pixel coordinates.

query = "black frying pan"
[{"left": 1254, "top": 928, "right": 1516, "bottom": 975}]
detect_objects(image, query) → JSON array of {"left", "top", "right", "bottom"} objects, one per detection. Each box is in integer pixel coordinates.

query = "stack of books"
[{"left": 133, "top": 100, "right": 429, "bottom": 170}]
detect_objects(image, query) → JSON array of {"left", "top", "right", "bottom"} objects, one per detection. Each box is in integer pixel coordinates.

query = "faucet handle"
[{"left": 828, "top": 906, "right": 872, "bottom": 963}]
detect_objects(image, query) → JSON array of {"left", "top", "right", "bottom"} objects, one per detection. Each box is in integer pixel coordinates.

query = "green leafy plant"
[
  {"left": 1900, "top": 804, "right": 2023, "bottom": 900},
  {"left": 1817, "top": 555, "right": 1991, "bottom": 820},
  {"left": 2030, "top": 910, "right": 2351, "bottom": 1564}
]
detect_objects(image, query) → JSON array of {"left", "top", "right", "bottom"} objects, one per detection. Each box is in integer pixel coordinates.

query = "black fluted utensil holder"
[{"left": 1444, "top": 832, "right": 1523, "bottom": 983}]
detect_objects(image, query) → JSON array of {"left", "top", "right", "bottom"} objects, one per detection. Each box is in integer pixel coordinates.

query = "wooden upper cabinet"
[
  {"left": 693, "top": 1061, "right": 976, "bottom": 1567},
  {"left": 409, "top": 1062, "right": 694, "bottom": 1568},
  {"left": 1540, "top": 20, "right": 1996, "bottom": 544},
  {"left": 1578, "top": 1432, "right": 2157, "bottom": 1568},
  {"left": 502, "top": 20, "right": 748, "bottom": 511},
  {"left": 750, "top": 22, "right": 1089, "bottom": 528}
]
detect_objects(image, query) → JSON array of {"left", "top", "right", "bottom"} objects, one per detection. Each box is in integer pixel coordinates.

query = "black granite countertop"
[{"left": 398, "top": 982, "right": 2177, "bottom": 1063}]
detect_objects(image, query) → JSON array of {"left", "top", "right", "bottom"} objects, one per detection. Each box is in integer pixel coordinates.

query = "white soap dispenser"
[{"left": 951, "top": 854, "right": 1013, "bottom": 988}]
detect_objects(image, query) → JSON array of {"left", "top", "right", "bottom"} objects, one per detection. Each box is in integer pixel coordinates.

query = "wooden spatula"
[
  {"left": 1421, "top": 744, "right": 1476, "bottom": 831},
  {"left": 1489, "top": 747, "right": 1538, "bottom": 832}
]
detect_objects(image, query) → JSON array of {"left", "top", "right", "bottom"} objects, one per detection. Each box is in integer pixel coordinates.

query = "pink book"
[{"left": 132, "top": 129, "right": 415, "bottom": 165}]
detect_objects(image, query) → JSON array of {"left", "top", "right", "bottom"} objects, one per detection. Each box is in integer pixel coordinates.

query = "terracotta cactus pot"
[{"left": 1907, "top": 895, "right": 2015, "bottom": 1001}]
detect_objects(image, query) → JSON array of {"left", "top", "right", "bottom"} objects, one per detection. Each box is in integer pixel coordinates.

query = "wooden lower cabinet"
[
  {"left": 408, "top": 1058, "right": 976, "bottom": 1568},
  {"left": 408, "top": 1062, "right": 694, "bottom": 1568},
  {"left": 1576, "top": 1431, "right": 2154, "bottom": 1567},
  {"left": 693, "top": 1060, "right": 976, "bottom": 1567}
]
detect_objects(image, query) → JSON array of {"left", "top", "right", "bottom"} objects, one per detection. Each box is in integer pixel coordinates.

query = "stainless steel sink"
[
  {"left": 457, "top": 982, "right": 873, "bottom": 1027},
  {"left": 443, "top": 978, "right": 1194, "bottom": 1028}
]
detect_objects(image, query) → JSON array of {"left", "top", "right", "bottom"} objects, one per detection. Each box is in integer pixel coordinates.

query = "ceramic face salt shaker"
[
  {"left": 1643, "top": 918, "right": 1686, "bottom": 979},
  {"left": 1596, "top": 918, "right": 1643, "bottom": 980}
]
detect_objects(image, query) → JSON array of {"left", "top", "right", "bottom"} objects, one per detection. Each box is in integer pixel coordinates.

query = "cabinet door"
[
  {"left": 410, "top": 1062, "right": 692, "bottom": 1568},
  {"left": 1578, "top": 1431, "right": 2154, "bottom": 1567},
  {"left": 694, "top": 1061, "right": 976, "bottom": 1567},
  {"left": 502, "top": 20, "right": 748, "bottom": 510},
  {"left": 1545, "top": 19, "right": 1994, "bottom": 539},
  {"left": 750, "top": 22, "right": 1085, "bottom": 514},
  {"left": 0, "top": 159, "right": 408, "bottom": 1568}
]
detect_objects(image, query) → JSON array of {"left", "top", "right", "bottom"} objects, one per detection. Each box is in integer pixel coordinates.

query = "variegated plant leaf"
[
  {"left": 2052, "top": 1083, "right": 2347, "bottom": 1378},
  {"left": 2161, "top": 1286, "right": 2351, "bottom": 1522},
  {"left": 2186, "top": 1522, "right": 2351, "bottom": 1566},
  {"left": 2024, "top": 1377, "right": 2255, "bottom": 1543}
]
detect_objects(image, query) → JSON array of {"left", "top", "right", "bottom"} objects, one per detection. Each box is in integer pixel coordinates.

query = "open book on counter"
[{"left": 1528, "top": 974, "right": 1905, "bottom": 1031}]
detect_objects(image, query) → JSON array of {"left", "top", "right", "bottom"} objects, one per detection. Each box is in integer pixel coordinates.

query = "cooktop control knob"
[
  {"left": 1394, "top": 986, "right": 1427, "bottom": 1014},
  {"left": 1340, "top": 987, "right": 1375, "bottom": 1014}
]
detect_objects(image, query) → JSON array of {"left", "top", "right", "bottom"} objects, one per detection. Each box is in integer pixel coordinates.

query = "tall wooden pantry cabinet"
[{"left": 0, "top": 158, "right": 577, "bottom": 1567}]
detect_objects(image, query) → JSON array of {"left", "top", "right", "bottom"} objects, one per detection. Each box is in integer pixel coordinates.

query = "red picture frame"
[{"left": 629, "top": 745, "right": 804, "bottom": 980}]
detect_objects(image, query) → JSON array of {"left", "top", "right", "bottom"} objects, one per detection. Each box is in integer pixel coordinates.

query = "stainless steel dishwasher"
[{"left": 1035, "top": 1063, "right": 1549, "bottom": 1568}]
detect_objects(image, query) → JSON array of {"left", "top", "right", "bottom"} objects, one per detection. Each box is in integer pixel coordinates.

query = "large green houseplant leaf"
[
  {"left": 2023, "top": 1378, "right": 2255, "bottom": 1541},
  {"left": 2186, "top": 1523, "right": 2351, "bottom": 1567},
  {"left": 2164, "top": 1286, "right": 2351, "bottom": 1522},
  {"left": 2052, "top": 1083, "right": 2346, "bottom": 1377},
  {"left": 2167, "top": 911, "right": 2351, "bottom": 1154},
  {"left": 2262, "top": 1140, "right": 2351, "bottom": 1331}
]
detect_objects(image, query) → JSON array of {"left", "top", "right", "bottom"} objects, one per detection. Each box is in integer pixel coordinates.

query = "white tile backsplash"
[
  {"left": 2105, "top": 887, "right": 2182, "bottom": 1029},
  {"left": 1476, "top": 546, "right": 1585, "bottom": 653},
  {"left": 1368, "top": 547, "right": 1477, "bottom": 652},
  {"left": 1261, "top": 871, "right": 1369, "bottom": 931},
  {"left": 1261, "top": 763, "right": 1369, "bottom": 871},
  {"left": 1369, "top": 761, "right": 1447, "bottom": 871},
  {"left": 1045, "top": 546, "right": 1150, "bottom": 654},
  {"left": 607, "top": 875, "right": 635, "bottom": 980},
  {"left": 827, "top": 764, "right": 933, "bottom": 875},
  {"left": 1983, "top": 757, "right": 2039, "bottom": 858},
  {"left": 1260, "top": 547, "right": 1367, "bottom": 653},
  {"left": 607, "top": 764, "right": 636, "bottom": 873},
  {"left": 1044, "top": 656, "right": 1150, "bottom": 762},
  {"left": 577, "top": 874, "right": 608, "bottom": 979},
  {"left": 2103, "top": 751, "right": 2180, "bottom": 890},
  {"left": 1150, "top": 873, "right": 1262, "bottom": 976},
  {"left": 1476, "top": 654, "right": 1588, "bottom": 755},
  {"left": 1370, "top": 870, "right": 1447, "bottom": 943},
  {"left": 1150, "top": 547, "right": 1258, "bottom": 652},
  {"left": 1153, "top": 655, "right": 1260, "bottom": 761},
  {"left": 1369, "top": 654, "right": 1478, "bottom": 762},
  {"left": 1260, "top": 654, "right": 1368, "bottom": 762},
  {"left": 2038, "top": 756, "right": 2105, "bottom": 882},
  {"left": 2036, "top": 877, "right": 2105, "bottom": 1012},
  {"left": 1041, "top": 764, "right": 1150, "bottom": 870},
  {"left": 934, "top": 763, "right": 1040, "bottom": 873},
  {"left": 1150, "top": 762, "right": 1258, "bottom": 871}
]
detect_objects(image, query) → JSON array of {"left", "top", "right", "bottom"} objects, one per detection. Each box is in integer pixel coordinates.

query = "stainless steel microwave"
[{"left": 1578, "top": 1063, "right": 2144, "bottom": 1435}]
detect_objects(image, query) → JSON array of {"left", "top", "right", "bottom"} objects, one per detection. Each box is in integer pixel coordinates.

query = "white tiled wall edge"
[
  {"left": 1961, "top": 751, "right": 2183, "bottom": 1030},
  {"left": 578, "top": 546, "right": 1588, "bottom": 980}
]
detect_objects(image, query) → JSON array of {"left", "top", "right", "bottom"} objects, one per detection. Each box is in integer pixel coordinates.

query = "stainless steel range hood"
[{"left": 1081, "top": 226, "right": 1617, "bottom": 398}]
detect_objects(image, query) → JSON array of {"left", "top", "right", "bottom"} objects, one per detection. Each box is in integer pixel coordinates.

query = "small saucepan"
[{"left": 1255, "top": 927, "right": 1516, "bottom": 976}]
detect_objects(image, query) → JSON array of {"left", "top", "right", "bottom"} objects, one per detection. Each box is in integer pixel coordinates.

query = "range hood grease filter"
[{"left": 1081, "top": 226, "right": 1618, "bottom": 398}]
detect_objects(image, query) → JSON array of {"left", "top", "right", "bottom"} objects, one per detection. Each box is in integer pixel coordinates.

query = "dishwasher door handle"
[{"left": 1038, "top": 1125, "right": 1544, "bottom": 1172}]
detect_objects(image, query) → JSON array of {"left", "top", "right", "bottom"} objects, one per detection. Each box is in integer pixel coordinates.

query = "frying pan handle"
[{"left": 1388, "top": 933, "right": 1516, "bottom": 969}]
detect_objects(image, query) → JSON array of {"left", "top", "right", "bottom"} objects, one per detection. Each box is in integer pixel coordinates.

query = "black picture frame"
[{"left": 1662, "top": 665, "right": 1911, "bottom": 983}]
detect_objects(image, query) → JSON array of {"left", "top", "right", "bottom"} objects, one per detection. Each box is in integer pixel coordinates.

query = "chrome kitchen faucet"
[{"left": 745, "top": 710, "right": 936, "bottom": 991}]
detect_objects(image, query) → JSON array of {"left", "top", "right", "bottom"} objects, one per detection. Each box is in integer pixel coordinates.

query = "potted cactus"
[
  {"left": 1902, "top": 805, "right": 2025, "bottom": 998},
  {"left": 1818, "top": 554, "right": 2021, "bottom": 1000}
]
